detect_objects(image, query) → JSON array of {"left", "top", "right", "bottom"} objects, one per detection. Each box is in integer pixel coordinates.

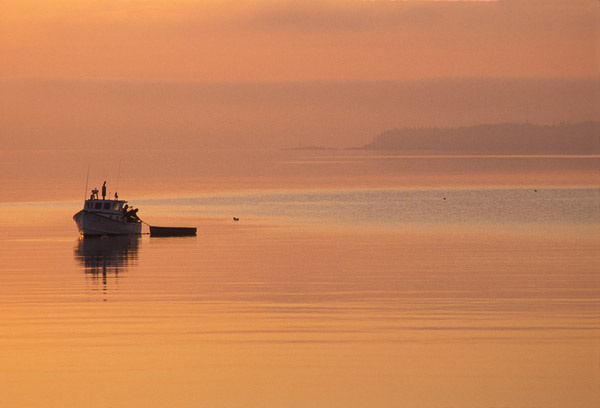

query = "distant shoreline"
[
  {"left": 282, "top": 122, "right": 600, "bottom": 155},
  {"left": 353, "top": 122, "right": 600, "bottom": 155}
]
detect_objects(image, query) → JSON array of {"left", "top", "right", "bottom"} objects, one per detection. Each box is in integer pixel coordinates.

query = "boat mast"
[
  {"left": 83, "top": 164, "right": 90, "bottom": 206},
  {"left": 114, "top": 160, "right": 121, "bottom": 200}
]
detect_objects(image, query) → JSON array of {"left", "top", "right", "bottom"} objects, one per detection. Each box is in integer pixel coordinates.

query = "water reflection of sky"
[{"left": 138, "top": 187, "right": 600, "bottom": 228}]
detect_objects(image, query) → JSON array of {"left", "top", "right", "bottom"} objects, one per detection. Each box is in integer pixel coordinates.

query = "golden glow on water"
[
  {"left": 0, "top": 217, "right": 598, "bottom": 407},
  {"left": 0, "top": 150, "right": 598, "bottom": 407}
]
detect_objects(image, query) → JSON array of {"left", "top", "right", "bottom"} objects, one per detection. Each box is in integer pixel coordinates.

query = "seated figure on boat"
[
  {"left": 122, "top": 204, "right": 140, "bottom": 223},
  {"left": 126, "top": 208, "right": 140, "bottom": 223}
]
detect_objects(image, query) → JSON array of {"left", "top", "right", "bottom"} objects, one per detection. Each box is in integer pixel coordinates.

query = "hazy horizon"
[{"left": 2, "top": 76, "right": 598, "bottom": 150}]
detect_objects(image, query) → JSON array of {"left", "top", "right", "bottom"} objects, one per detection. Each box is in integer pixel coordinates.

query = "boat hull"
[{"left": 73, "top": 210, "right": 141, "bottom": 236}]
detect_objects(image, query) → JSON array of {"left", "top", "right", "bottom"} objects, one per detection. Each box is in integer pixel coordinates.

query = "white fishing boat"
[{"left": 73, "top": 182, "right": 142, "bottom": 236}]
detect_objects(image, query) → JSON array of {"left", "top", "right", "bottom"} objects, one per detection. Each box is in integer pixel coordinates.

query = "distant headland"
[{"left": 355, "top": 122, "right": 600, "bottom": 155}]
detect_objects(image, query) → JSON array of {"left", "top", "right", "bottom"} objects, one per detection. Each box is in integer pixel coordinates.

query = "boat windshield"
[{"left": 85, "top": 200, "right": 123, "bottom": 211}]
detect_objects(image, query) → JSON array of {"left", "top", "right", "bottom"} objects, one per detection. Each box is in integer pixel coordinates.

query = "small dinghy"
[{"left": 149, "top": 226, "right": 197, "bottom": 237}]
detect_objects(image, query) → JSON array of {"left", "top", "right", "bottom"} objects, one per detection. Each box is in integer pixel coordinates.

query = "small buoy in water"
[
  {"left": 443, "top": 197, "right": 446, "bottom": 200},
  {"left": 534, "top": 189, "right": 538, "bottom": 192},
  {"left": 233, "top": 217, "right": 239, "bottom": 221}
]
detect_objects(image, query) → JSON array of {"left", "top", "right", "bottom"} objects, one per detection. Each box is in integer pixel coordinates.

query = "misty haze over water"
[{"left": 1, "top": 77, "right": 597, "bottom": 150}]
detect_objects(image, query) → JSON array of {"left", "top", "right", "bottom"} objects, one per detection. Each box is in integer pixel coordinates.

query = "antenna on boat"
[
  {"left": 115, "top": 160, "right": 121, "bottom": 199},
  {"left": 83, "top": 164, "right": 90, "bottom": 205}
]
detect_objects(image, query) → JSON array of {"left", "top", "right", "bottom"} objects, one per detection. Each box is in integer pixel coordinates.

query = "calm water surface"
[
  {"left": 138, "top": 187, "right": 600, "bottom": 230},
  {"left": 0, "top": 184, "right": 598, "bottom": 408}
]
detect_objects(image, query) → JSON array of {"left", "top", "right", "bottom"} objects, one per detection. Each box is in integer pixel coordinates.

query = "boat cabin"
[
  {"left": 83, "top": 197, "right": 140, "bottom": 224},
  {"left": 84, "top": 199, "right": 127, "bottom": 213},
  {"left": 84, "top": 181, "right": 127, "bottom": 213},
  {"left": 81, "top": 182, "right": 141, "bottom": 224}
]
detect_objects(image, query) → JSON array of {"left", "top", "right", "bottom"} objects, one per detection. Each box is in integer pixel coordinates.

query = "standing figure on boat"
[{"left": 102, "top": 181, "right": 107, "bottom": 200}]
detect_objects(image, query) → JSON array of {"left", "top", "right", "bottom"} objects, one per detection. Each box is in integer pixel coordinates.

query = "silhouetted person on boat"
[
  {"left": 102, "top": 181, "right": 107, "bottom": 200},
  {"left": 91, "top": 188, "right": 99, "bottom": 200},
  {"left": 125, "top": 207, "right": 140, "bottom": 223}
]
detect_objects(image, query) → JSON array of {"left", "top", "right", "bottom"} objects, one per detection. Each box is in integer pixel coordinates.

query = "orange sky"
[
  {"left": 0, "top": 0, "right": 597, "bottom": 149},
  {"left": 1, "top": 0, "right": 597, "bottom": 81}
]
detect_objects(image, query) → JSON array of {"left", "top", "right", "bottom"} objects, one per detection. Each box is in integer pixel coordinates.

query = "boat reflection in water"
[{"left": 74, "top": 235, "right": 140, "bottom": 295}]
